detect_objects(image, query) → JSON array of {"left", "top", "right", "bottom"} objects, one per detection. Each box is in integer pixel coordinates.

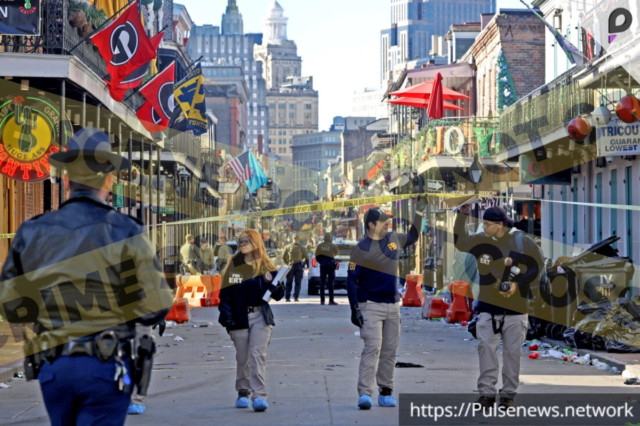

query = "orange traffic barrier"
[
  {"left": 446, "top": 281, "right": 474, "bottom": 323},
  {"left": 166, "top": 298, "right": 191, "bottom": 323},
  {"left": 176, "top": 275, "right": 222, "bottom": 308},
  {"left": 402, "top": 274, "right": 424, "bottom": 307},
  {"left": 426, "top": 297, "right": 450, "bottom": 319}
]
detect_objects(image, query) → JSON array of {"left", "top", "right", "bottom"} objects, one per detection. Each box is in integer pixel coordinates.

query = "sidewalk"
[{"left": 0, "top": 293, "right": 631, "bottom": 425}]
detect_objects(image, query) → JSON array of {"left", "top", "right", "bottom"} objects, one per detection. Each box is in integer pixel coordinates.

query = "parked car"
[{"left": 307, "top": 240, "right": 358, "bottom": 295}]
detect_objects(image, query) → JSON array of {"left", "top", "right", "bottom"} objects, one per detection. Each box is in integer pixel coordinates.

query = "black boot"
[
  {"left": 475, "top": 396, "right": 496, "bottom": 409},
  {"left": 498, "top": 397, "right": 514, "bottom": 410}
]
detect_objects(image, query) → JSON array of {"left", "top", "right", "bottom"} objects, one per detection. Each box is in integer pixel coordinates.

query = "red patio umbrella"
[
  {"left": 427, "top": 72, "right": 444, "bottom": 119},
  {"left": 387, "top": 96, "right": 463, "bottom": 111},
  {"left": 390, "top": 80, "right": 470, "bottom": 101}
]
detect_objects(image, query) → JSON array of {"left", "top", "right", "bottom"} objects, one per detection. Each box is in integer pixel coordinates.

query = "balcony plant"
[{"left": 69, "top": 0, "right": 108, "bottom": 37}]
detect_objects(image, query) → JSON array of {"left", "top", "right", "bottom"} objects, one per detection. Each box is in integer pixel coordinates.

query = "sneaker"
[
  {"left": 475, "top": 396, "right": 496, "bottom": 409},
  {"left": 286, "top": 299, "right": 291, "bottom": 302},
  {"left": 498, "top": 397, "right": 514, "bottom": 410},
  {"left": 252, "top": 398, "right": 269, "bottom": 412},
  {"left": 236, "top": 390, "right": 251, "bottom": 408},
  {"left": 127, "top": 404, "right": 146, "bottom": 415},
  {"left": 358, "top": 395, "right": 373, "bottom": 410},
  {"left": 295, "top": 298, "right": 299, "bottom": 302},
  {"left": 329, "top": 301, "right": 338, "bottom": 305}
]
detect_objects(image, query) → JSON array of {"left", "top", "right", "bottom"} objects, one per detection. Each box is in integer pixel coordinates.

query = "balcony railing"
[
  {"left": 0, "top": 0, "right": 145, "bottom": 112},
  {"left": 498, "top": 67, "right": 594, "bottom": 152}
]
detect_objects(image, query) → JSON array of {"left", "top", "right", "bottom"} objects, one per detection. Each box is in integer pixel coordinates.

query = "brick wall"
[{"left": 467, "top": 12, "right": 546, "bottom": 118}]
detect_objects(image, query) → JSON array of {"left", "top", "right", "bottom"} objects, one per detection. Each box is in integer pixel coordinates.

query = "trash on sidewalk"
[
  {"left": 163, "top": 376, "right": 181, "bottom": 380},
  {"left": 174, "top": 336, "right": 184, "bottom": 342},
  {"left": 13, "top": 372, "right": 25, "bottom": 379},
  {"left": 395, "top": 362, "right": 424, "bottom": 368}
]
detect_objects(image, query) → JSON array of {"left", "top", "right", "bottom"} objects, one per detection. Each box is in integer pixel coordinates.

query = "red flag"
[
  {"left": 90, "top": 1, "right": 157, "bottom": 88},
  {"left": 137, "top": 102, "right": 169, "bottom": 133},
  {"left": 427, "top": 72, "right": 444, "bottom": 119},
  {"left": 105, "top": 32, "right": 164, "bottom": 102},
  {"left": 139, "top": 62, "right": 176, "bottom": 124}
]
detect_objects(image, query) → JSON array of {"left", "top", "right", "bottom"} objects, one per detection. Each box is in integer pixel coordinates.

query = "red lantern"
[
  {"left": 616, "top": 94, "right": 640, "bottom": 124},
  {"left": 567, "top": 117, "right": 592, "bottom": 141}
]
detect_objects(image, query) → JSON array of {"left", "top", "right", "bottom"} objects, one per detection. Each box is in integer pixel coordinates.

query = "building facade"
[
  {"left": 254, "top": 1, "right": 303, "bottom": 91},
  {"left": 291, "top": 131, "right": 342, "bottom": 204},
  {"left": 187, "top": 0, "right": 269, "bottom": 152},
  {"left": 380, "top": 0, "right": 496, "bottom": 83}
]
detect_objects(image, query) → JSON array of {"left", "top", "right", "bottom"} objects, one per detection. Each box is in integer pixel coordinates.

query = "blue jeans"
[
  {"left": 319, "top": 263, "right": 336, "bottom": 303},
  {"left": 38, "top": 356, "right": 132, "bottom": 426}
]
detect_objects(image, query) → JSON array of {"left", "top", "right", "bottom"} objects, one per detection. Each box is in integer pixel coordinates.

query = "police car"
[{"left": 307, "top": 240, "right": 358, "bottom": 295}]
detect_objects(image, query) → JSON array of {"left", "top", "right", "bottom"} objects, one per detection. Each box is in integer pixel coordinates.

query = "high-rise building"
[
  {"left": 254, "top": 1, "right": 303, "bottom": 91},
  {"left": 380, "top": 0, "right": 496, "bottom": 83},
  {"left": 187, "top": 0, "right": 268, "bottom": 152},
  {"left": 254, "top": 1, "right": 319, "bottom": 162}
]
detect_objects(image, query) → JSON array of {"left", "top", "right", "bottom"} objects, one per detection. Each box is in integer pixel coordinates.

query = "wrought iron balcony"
[{"left": 0, "top": 0, "right": 145, "bottom": 112}]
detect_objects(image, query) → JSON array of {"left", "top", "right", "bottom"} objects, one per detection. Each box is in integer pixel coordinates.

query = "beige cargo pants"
[
  {"left": 357, "top": 301, "right": 402, "bottom": 397},
  {"left": 476, "top": 312, "right": 528, "bottom": 398},
  {"left": 229, "top": 312, "right": 273, "bottom": 401}
]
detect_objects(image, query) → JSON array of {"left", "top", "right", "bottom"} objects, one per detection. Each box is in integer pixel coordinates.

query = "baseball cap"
[
  {"left": 364, "top": 207, "right": 393, "bottom": 229},
  {"left": 483, "top": 207, "right": 515, "bottom": 227}
]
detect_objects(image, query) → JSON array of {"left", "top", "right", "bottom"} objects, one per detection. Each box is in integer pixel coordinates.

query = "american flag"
[{"left": 228, "top": 151, "right": 252, "bottom": 183}]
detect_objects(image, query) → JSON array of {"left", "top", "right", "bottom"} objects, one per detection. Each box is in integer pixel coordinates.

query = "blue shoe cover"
[
  {"left": 378, "top": 394, "right": 397, "bottom": 407},
  {"left": 127, "top": 404, "right": 145, "bottom": 415},
  {"left": 358, "top": 395, "right": 373, "bottom": 409},
  {"left": 252, "top": 398, "right": 269, "bottom": 412},
  {"left": 236, "top": 397, "right": 250, "bottom": 408}
]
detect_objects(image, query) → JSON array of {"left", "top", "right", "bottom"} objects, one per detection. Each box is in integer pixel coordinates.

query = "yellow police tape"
[
  {"left": 1, "top": 190, "right": 639, "bottom": 366},
  {"left": 0, "top": 234, "right": 16, "bottom": 240},
  {"left": 166, "top": 192, "right": 496, "bottom": 226},
  {"left": 166, "top": 191, "right": 640, "bottom": 227}
]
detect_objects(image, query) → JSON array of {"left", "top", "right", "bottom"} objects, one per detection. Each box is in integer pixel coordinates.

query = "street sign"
[
  {"left": 427, "top": 180, "right": 445, "bottom": 192},
  {"left": 112, "top": 184, "right": 124, "bottom": 208},
  {"left": 151, "top": 206, "right": 175, "bottom": 215}
]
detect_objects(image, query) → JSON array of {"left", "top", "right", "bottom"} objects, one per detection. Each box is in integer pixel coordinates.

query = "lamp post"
[
  {"left": 179, "top": 167, "right": 190, "bottom": 238},
  {"left": 469, "top": 155, "right": 484, "bottom": 220}
]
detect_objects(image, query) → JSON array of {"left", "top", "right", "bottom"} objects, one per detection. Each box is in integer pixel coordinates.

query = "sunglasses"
[{"left": 238, "top": 238, "right": 253, "bottom": 247}]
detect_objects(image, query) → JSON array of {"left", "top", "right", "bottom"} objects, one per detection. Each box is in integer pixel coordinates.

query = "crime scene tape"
[
  {"left": 166, "top": 191, "right": 640, "bottom": 227},
  {"left": 165, "top": 192, "right": 493, "bottom": 226},
  {"left": 0, "top": 234, "right": 16, "bottom": 240}
]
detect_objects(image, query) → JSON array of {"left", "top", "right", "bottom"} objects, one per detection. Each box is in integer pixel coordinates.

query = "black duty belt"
[{"left": 247, "top": 306, "right": 261, "bottom": 314}]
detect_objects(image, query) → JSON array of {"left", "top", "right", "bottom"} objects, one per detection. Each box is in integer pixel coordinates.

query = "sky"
[{"left": 178, "top": 0, "right": 528, "bottom": 130}]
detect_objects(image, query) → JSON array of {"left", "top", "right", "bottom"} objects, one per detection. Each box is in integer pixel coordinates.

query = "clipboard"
[{"left": 262, "top": 266, "right": 290, "bottom": 302}]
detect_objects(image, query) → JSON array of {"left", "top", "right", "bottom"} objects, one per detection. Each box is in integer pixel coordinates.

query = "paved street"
[{"left": 0, "top": 288, "right": 630, "bottom": 426}]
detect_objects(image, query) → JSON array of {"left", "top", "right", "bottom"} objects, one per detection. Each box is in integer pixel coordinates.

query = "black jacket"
[
  {"left": 453, "top": 213, "right": 543, "bottom": 316},
  {"left": 218, "top": 255, "right": 284, "bottom": 331},
  {"left": 0, "top": 191, "right": 172, "bottom": 344}
]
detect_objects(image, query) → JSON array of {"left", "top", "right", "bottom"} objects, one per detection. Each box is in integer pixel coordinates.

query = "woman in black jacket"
[{"left": 218, "top": 229, "right": 284, "bottom": 412}]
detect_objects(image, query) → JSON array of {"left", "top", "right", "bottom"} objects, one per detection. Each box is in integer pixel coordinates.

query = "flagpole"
[
  {"left": 175, "top": 56, "right": 204, "bottom": 87},
  {"left": 519, "top": 0, "right": 592, "bottom": 65},
  {"left": 68, "top": 0, "right": 136, "bottom": 54}
]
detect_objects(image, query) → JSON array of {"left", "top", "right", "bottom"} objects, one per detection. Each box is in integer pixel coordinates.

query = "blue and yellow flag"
[{"left": 174, "top": 64, "right": 207, "bottom": 136}]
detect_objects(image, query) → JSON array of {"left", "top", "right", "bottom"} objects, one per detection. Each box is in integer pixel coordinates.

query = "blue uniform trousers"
[{"left": 38, "top": 355, "right": 132, "bottom": 426}]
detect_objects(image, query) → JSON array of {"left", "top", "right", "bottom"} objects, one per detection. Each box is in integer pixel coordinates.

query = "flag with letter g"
[{"left": 90, "top": 1, "right": 157, "bottom": 87}]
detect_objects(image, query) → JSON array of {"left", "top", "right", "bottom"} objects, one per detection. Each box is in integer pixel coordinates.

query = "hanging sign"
[
  {"left": 0, "top": 95, "right": 70, "bottom": 182},
  {"left": 0, "top": 0, "right": 41, "bottom": 36},
  {"left": 596, "top": 117, "right": 640, "bottom": 157}
]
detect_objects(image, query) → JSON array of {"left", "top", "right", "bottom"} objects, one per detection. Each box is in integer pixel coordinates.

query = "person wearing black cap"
[
  {"left": 455, "top": 205, "right": 543, "bottom": 410},
  {"left": 0, "top": 128, "right": 173, "bottom": 425},
  {"left": 347, "top": 206, "right": 422, "bottom": 409}
]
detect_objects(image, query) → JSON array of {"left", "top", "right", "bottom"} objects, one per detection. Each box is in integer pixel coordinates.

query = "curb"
[
  {"left": 0, "top": 359, "right": 23, "bottom": 385},
  {"left": 540, "top": 337, "right": 629, "bottom": 374}
]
